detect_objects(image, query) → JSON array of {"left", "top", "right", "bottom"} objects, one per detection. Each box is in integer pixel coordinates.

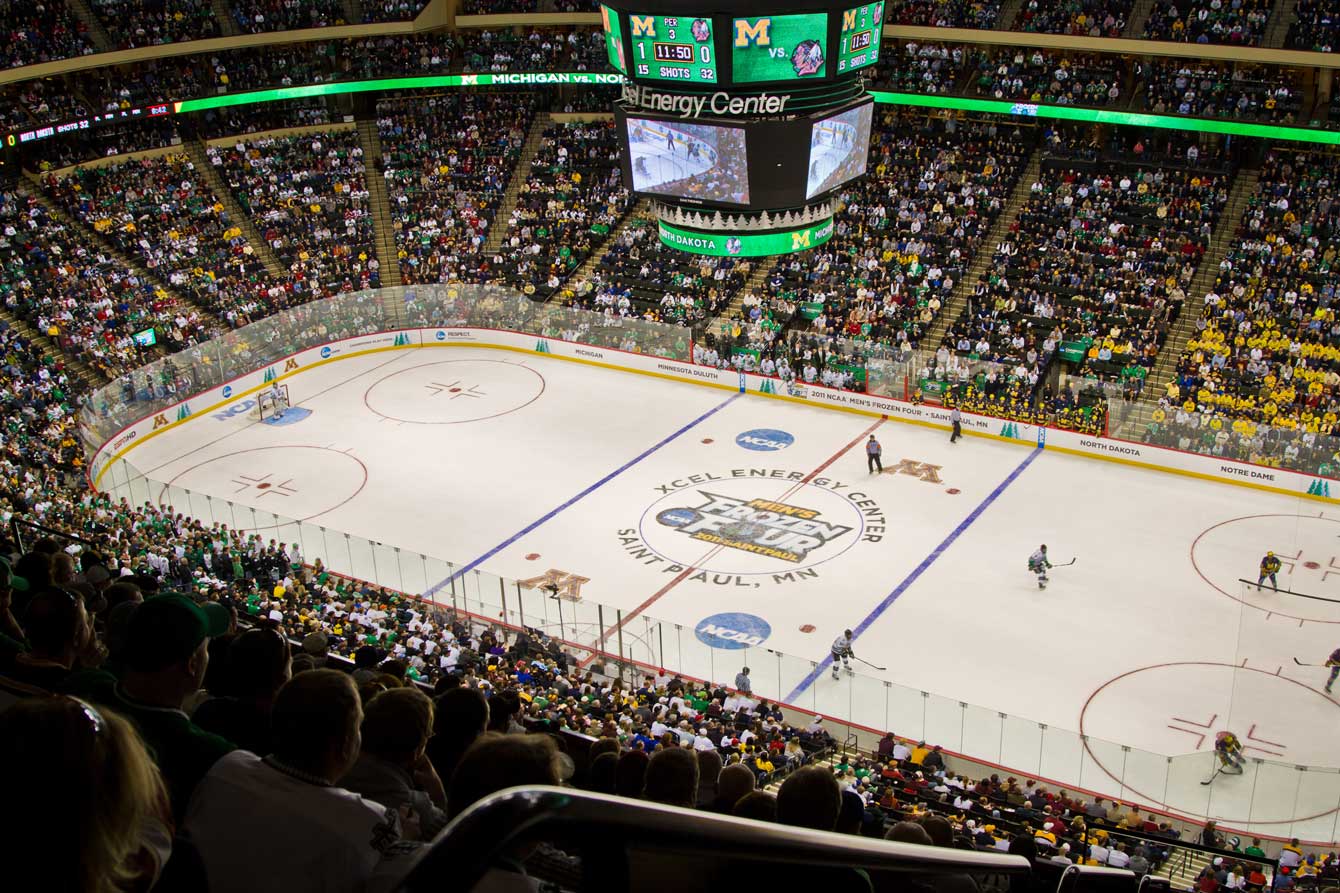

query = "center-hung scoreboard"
[
  {"left": 603, "top": 0, "right": 881, "bottom": 255},
  {"left": 602, "top": 1, "right": 884, "bottom": 85}
]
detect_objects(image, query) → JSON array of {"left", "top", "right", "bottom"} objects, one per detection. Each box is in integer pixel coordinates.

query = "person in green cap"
[{"left": 68, "top": 592, "right": 235, "bottom": 820}]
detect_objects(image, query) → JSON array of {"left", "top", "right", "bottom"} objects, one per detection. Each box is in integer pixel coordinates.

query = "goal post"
[{"left": 252, "top": 383, "right": 290, "bottom": 421}]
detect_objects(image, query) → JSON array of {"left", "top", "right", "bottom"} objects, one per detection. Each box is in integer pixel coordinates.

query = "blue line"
[
  {"left": 423, "top": 392, "right": 742, "bottom": 598},
  {"left": 785, "top": 445, "right": 1044, "bottom": 702}
]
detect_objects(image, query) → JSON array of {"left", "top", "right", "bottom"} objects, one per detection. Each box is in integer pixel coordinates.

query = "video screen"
[
  {"left": 731, "top": 14, "right": 828, "bottom": 83},
  {"left": 805, "top": 101, "right": 873, "bottom": 199},
  {"left": 600, "top": 5, "right": 627, "bottom": 74},
  {"left": 626, "top": 117, "right": 750, "bottom": 205}
]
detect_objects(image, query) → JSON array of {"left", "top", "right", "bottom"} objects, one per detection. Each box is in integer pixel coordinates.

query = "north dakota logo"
[{"left": 656, "top": 491, "right": 854, "bottom": 562}]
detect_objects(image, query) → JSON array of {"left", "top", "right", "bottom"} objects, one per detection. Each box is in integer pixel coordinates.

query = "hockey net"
[{"left": 253, "top": 384, "right": 290, "bottom": 421}]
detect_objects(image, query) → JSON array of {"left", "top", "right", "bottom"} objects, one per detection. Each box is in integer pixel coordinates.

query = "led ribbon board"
[{"left": 658, "top": 218, "right": 834, "bottom": 257}]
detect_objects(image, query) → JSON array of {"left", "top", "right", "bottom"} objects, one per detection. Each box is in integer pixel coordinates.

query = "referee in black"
[{"left": 950, "top": 407, "right": 962, "bottom": 443}]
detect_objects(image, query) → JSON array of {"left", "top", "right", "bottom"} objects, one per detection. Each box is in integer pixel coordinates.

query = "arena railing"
[
  {"left": 399, "top": 785, "right": 1038, "bottom": 893},
  {"left": 78, "top": 286, "right": 1340, "bottom": 845}
]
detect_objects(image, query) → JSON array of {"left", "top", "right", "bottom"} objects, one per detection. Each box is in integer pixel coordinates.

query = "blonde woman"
[{"left": 0, "top": 696, "right": 171, "bottom": 892}]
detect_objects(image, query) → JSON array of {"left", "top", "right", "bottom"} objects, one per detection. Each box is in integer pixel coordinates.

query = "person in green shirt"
[
  {"left": 1244, "top": 839, "right": 1267, "bottom": 859},
  {"left": 68, "top": 593, "right": 234, "bottom": 821}
]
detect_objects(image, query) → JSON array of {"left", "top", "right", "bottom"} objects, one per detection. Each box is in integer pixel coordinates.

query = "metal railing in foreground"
[{"left": 399, "top": 785, "right": 1036, "bottom": 893}]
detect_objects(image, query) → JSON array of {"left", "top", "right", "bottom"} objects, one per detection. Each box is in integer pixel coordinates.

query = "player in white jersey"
[
  {"left": 831, "top": 629, "right": 855, "bottom": 679},
  {"left": 1028, "top": 545, "right": 1052, "bottom": 589}
]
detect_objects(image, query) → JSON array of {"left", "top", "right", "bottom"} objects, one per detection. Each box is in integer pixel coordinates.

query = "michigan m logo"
[
  {"left": 892, "top": 459, "right": 943, "bottom": 484},
  {"left": 630, "top": 15, "right": 655, "bottom": 37},
  {"left": 518, "top": 569, "right": 591, "bottom": 602},
  {"left": 791, "top": 230, "right": 811, "bottom": 250},
  {"left": 734, "top": 17, "right": 772, "bottom": 46},
  {"left": 842, "top": 9, "right": 857, "bottom": 29}
]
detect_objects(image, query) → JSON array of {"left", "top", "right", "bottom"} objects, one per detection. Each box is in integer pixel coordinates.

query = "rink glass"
[{"left": 82, "top": 286, "right": 1340, "bottom": 843}]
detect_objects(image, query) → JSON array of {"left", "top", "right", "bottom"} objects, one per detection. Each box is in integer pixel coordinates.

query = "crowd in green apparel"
[
  {"left": 493, "top": 121, "right": 631, "bottom": 301},
  {"left": 43, "top": 154, "right": 277, "bottom": 327},
  {"left": 377, "top": 94, "right": 537, "bottom": 287},
  {"left": 211, "top": 130, "right": 381, "bottom": 296},
  {"left": 0, "top": 185, "right": 219, "bottom": 379}
]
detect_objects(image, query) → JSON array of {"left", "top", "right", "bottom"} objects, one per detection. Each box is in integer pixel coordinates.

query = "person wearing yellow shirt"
[{"left": 909, "top": 741, "right": 931, "bottom": 765}]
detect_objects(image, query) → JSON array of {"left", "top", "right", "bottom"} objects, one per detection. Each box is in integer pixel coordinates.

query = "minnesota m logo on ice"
[{"left": 656, "top": 491, "right": 854, "bottom": 563}]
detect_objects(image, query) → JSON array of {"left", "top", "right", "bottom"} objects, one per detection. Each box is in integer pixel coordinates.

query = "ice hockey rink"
[{"left": 113, "top": 345, "right": 1340, "bottom": 838}]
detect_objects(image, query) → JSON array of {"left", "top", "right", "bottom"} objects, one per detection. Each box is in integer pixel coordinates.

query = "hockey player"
[
  {"left": 1257, "top": 552, "right": 1282, "bottom": 591},
  {"left": 831, "top": 629, "right": 855, "bottom": 679},
  {"left": 1214, "top": 731, "right": 1245, "bottom": 774},
  {"left": 1326, "top": 646, "right": 1340, "bottom": 694},
  {"left": 1028, "top": 545, "right": 1052, "bottom": 589}
]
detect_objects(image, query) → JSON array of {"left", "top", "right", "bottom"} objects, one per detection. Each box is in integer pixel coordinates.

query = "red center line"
[{"left": 578, "top": 414, "right": 888, "bottom": 668}]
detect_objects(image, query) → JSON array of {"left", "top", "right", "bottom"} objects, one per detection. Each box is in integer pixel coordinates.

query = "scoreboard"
[
  {"left": 603, "top": 3, "right": 884, "bottom": 86},
  {"left": 607, "top": 2, "right": 876, "bottom": 255},
  {"left": 627, "top": 14, "right": 719, "bottom": 84},
  {"left": 837, "top": 1, "right": 883, "bottom": 74}
]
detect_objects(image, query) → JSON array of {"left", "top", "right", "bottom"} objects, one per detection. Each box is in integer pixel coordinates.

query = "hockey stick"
[
  {"left": 852, "top": 656, "right": 887, "bottom": 671},
  {"left": 1200, "top": 767, "right": 1221, "bottom": 786},
  {"left": 1054, "top": 558, "right": 1077, "bottom": 567},
  {"left": 1294, "top": 657, "right": 1327, "bottom": 667}
]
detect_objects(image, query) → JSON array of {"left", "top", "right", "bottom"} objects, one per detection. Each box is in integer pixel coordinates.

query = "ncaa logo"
[
  {"left": 435, "top": 330, "right": 446, "bottom": 341},
  {"left": 735, "top": 428, "right": 794, "bottom": 451},
  {"left": 320, "top": 346, "right": 332, "bottom": 359},
  {"left": 222, "top": 385, "right": 232, "bottom": 398},
  {"left": 695, "top": 612, "right": 772, "bottom": 650}
]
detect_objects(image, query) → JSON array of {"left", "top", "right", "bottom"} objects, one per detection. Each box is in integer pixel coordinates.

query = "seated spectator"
[
  {"left": 643, "top": 746, "right": 700, "bottom": 808},
  {"left": 341, "top": 687, "right": 449, "bottom": 840},
  {"left": 2, "top": 586, "right": 97, "bottom": 690},
  {"left": 185, "top": 669, "right": 419, "bottom": 888},
  {"left": 0, "top": 696, "right": 171, "bottom": 892},
  {"left": 69, "top": 592, "right": 235, "bottom": 819},
  {"left": 192, "top": 626, "right": 292, "bottom": 754},
  {"left": 446, "top": 731, "right": 565, "bottom": 819},
  {"left": 426, "top": 685, "right": 490, "bottom": 783}
]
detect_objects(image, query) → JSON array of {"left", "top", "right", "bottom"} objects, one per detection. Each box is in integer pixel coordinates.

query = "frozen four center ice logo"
[{"left": 657, "top": 491, "right": 853, "bottom": 563}]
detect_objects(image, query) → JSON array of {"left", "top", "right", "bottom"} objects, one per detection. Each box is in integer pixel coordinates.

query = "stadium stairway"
[
  {"left": 1123, "top": 0, "right": 1158, "bottom": 39},
  {"left": 919, "top": 147, "right": 1042, "bottom": 351},
  {"left": 994, "top": 0, "right": 1025, "bottom": 31},
  {"left": 343, "top": 0, "right": 365, "bottom": 26},
  {"left": 20, "top": 171, "right": 225, "bottom": 346},
  {"left": 1263, "top": 0, "right": 1299, "bottom": 49},
  {"left": 702, "top": 255, "right": 777, "bottom": 338},
  {"left": 210, "top": 0, "right": 241, "bottom": 37},
  {"left": 1118, "top": 167, "right": 1261, "bottom": 440},
  {"left": 63, "top": 0, "right": 115, "bottom": 53},
  {"left": 355, "top": 119, "right": 403, "bottom": 288},
  {"left": 482, "top": 115, "right": 554, "bottom": 256},
  {"left": 184, "top": 138, "right": 288, "bottom": 280},
  {"left": 0, "top": 305, "right": 106, "bottom": 387},
  {"left": 558, "top": 198, "right": 653, "bottom": 302}
]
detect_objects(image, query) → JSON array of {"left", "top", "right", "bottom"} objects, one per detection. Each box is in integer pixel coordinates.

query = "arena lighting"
[
  {"left": 10, "top": 72, "right": 1340, "bottom": 149},
  {"left": 869, "top": 90, "right": 1340, "bottom": 145},
  {"left": 174, "top": 76, "right": 1340, "bottom": 147}
]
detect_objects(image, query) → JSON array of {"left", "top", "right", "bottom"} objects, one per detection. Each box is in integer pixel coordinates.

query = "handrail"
[{"left": 399, "top": 785, "right": 1033, "bottom": 893}]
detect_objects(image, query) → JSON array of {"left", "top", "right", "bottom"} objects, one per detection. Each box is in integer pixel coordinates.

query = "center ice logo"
[
  {"left": 735, "top": 428, "right": 794, "bottom": 451},
  {"left": 656, "top": 491, "right": 853, "bottom": 563}
]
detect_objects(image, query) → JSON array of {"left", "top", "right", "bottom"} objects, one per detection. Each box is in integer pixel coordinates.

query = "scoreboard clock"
[
  {"left": 627, "top": 14, "right": 719, "bottom": 83},
  {"left": 837, "top": 1, "right": 883, "bottom": 74}
]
